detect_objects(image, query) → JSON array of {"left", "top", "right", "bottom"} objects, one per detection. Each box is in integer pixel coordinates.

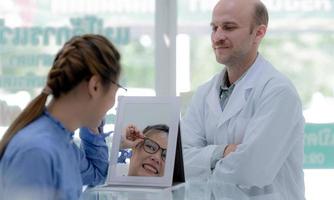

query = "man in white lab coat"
[{"left": 181, "top": 0, "right": 305, "bottom": 199}]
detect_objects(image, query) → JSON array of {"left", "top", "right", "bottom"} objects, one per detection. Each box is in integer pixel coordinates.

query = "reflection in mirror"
[
  {"left": 107, "top": 96, "right": 180, "bottom": 187},
  {"left": 119, "top": 124, "right": 169, "bottom": 177}
]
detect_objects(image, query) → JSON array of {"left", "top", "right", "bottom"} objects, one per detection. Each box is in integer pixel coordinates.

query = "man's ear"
[
  {"left": 254, "top": 24, "right": 267, "bottom": 44},
  {"left": 87, "top": 75, "right": 101, "bottom": 99}
]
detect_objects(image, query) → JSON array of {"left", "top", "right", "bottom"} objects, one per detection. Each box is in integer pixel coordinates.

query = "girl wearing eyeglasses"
[
  {"left": 0, "top": 34, "right": 122, "bottom": 200},
  {"left": 122, "top": 124, "right": 169, "bottom": 177}
]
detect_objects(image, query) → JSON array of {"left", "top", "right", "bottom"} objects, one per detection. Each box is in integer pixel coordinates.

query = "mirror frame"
[{"left": 106, "top": 96, "right": 180, "bottom": 187}]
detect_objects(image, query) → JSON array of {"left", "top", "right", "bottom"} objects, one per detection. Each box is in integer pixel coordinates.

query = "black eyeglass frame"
[
  {"left": 110, "top": 80, "right": 127, "bottom": 92},
  {"left": 142, "top": 137, "right": 167, "bottom": 161}
]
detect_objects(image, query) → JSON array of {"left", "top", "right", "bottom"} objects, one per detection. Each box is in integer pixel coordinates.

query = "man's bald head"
[{"left": 214, "top": 0, "right": 268, "bottom": 33}]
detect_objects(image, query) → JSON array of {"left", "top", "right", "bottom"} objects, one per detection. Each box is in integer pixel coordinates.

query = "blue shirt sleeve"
[
  {"left": 1, "top": 148, "right": 56, "bottom": 200},
  {"left": 79, "top": 127, "right": 109, "bottom": 186}
]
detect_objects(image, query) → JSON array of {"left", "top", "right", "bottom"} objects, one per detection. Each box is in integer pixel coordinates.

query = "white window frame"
[{"left": 155, "top": 0, "right": 177, "bottom": 96}]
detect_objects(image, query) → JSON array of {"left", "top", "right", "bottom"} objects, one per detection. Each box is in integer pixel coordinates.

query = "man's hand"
[
  {"left": 120, "top": 124, "right": 144, "bottom": 149},
  {"left": 223, "top": 144, "right": 238, "bottom": 158}
]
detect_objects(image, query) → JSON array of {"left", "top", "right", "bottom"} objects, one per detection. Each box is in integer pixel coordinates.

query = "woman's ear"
[
  {"left": 131, "top": 143, "right": 141, "bottom": 152},
  {"left": 87, "top": 75, "right": 101, "bottom": 99}
]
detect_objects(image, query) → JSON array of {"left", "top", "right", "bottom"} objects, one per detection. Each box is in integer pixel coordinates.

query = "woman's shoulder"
[{"left": 5, "top": 115, "right": 64, "bottom": 157}]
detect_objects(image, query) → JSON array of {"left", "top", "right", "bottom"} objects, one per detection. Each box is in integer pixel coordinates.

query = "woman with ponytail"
[{"left": 0, "top": 34, "right": 123, "bottom": 200}]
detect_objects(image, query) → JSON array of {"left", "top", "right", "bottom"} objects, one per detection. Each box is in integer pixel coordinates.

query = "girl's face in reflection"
[{"left": 128, "top": 131, "right": 168, "bottom": 177}]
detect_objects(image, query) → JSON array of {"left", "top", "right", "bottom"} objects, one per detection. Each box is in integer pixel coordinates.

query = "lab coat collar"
[{"left": 207, "top": 54, "right": 266, "bottom": 125}]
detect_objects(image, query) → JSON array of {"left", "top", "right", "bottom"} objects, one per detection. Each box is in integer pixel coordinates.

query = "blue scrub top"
[{"left": 0, "top": 111, "right": 109, "bottom": 200}]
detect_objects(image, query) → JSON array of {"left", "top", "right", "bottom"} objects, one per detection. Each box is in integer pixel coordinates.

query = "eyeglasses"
[
  {"left": 142, "top": 138, "right": 167, "bottom": 161},
  {"left": 110, "top": 80, "right": 127, "bottom": 92}
]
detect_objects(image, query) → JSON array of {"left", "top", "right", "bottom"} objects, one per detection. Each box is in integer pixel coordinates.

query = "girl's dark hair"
[
  {"left": 0, "top": 34, "right": 121, "bottom": 157},
  {"left": 143, "top": 124, "right": 169, "bottom": 135}
]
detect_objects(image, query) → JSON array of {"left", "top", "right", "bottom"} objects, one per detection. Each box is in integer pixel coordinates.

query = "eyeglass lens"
[{"left": 143, "top": 138, "right": 167, "bottom": 161}]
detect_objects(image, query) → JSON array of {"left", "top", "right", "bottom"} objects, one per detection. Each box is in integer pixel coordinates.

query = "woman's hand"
[
  {"left": 120, "top": 124, "right": 144, "bottom": 149},
  {"left": 87, "top": 118, "right": 105, "bottom": 135}
]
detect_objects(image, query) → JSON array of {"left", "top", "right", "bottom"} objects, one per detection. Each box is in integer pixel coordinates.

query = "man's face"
[
  {"left": 211, "top": 0, "right": 258, "bottom": 67},
  {"left": 128, "top": 131, "right": 168, "bottom": 177}
]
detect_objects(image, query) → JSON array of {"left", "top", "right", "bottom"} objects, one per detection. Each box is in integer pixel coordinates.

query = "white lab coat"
[{"left": 181, "top": 54, "right": 305, "bottom": 200}]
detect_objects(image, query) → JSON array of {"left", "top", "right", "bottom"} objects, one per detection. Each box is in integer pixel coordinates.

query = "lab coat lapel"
[
  {"left": 206, "top": 73, "right": 224, "bottom": 119},
  {"left": 218, "top": 83, "right": 248, "bottom": 125},
  {"left": 217, "top": 54, "right": 265, "bottom": 125}
]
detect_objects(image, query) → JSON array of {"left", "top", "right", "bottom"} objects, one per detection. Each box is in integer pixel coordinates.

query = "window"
[{"left": 0, "top": 0, "right": 157, "bottom": 133}]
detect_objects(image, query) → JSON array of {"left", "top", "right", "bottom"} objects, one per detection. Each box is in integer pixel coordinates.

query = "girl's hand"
[{"left": 120, "top": 124, "right": 144, "bottom": 149}]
